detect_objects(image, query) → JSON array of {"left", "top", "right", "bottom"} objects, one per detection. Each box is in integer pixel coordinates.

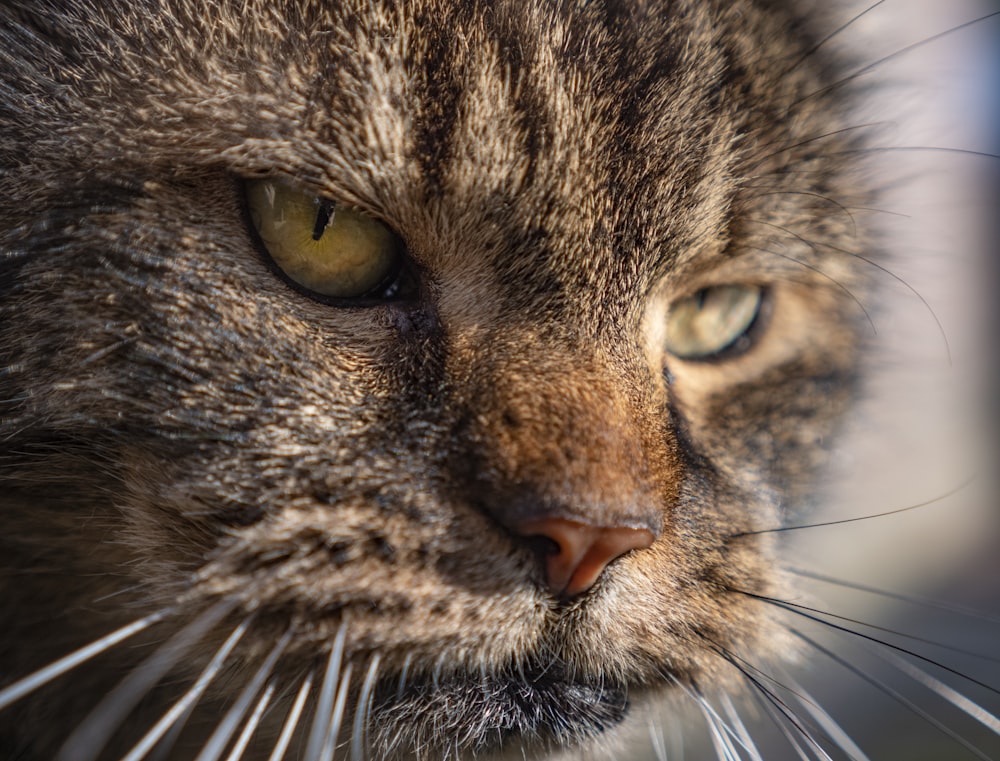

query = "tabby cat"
[{"left": 0, "top": 1, "right": 995, "bottom": 760}]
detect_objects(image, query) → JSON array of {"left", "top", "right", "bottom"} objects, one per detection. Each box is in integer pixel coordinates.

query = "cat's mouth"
[{"left": 365, "top": 659, "right": 631, "bottom": 757}]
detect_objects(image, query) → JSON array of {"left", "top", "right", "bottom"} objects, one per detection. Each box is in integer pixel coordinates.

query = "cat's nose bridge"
[
  {"left": 454, "top": 343, "right": 682, "bottom": 591},
  {"left": 480, "top": 382, "right": 666, "bottom": 523}
]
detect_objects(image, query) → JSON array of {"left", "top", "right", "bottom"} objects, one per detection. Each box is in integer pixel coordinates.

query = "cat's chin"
[{"left": 366, "top": 663, "right": 630, "bottom": 760}]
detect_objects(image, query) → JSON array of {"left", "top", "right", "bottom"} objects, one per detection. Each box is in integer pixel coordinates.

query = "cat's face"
[{"left": 0, "top": 0, "right": 876, "bottom": 758}]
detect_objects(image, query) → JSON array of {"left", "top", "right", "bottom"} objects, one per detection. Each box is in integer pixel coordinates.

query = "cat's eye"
[
  {"left": 664, "top": 284, "right": 763, "bottom": 360},
  {"left": 244, "top": 179, "right": 411, "bottom": 301}
]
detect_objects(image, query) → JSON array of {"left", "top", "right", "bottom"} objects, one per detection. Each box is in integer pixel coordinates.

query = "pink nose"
[{"left": 513, "top": 517, "right": 655, "bottom": 597}]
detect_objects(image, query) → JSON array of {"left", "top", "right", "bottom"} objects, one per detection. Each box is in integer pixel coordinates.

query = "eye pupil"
[{"left": 312, "top": 199, "right": 335, "bottom": 242}]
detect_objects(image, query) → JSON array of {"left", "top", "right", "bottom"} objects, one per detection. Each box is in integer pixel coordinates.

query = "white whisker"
[
  {"left": 0, "top": 610, "right": 169, "bottom": 712},
  {"left": 194, "top": 627, "right": 293, "bottom": 761},
  {"left": 396, "top": 652, "right": 412, "bottom": 700},
  {"left": 689, "top": 690, "right": 739, "bottom": 761},
  {"left": 319, "top": 662, "right": 353, "bottom": 761},
  {"left": 305, "top": 625, "right": 348, "bottom": 761},
  {"left": 793, "top": 627, "right": 995, "bottom": 760},
  {"left": 719, "top": 694, "right": 763, "bottom": 761},
  {"left": 266, "top": 672, "right": 314, "bottom": 761},
  {"left": 223, "top": 680, "right": 276, "bottom": 761},
  {"left": 119, "top": 616, "right": 253, "bottom": 761},
  {"left": 146, "top": 701, "right": 197, "bottom": 761},
  {"left": 715, "top": 642, "right": 837, "bottom": 761},
  {"left": 647, "top": 716, "right": 669, "bottom": 761},
  {"left": 882, "top": 649, "right": 1000, "bottom": 736},
  {"left": 674, "top": 679, "right": 759, "bottom": 759},
  {"left": 663, "top": 694, "right": 688, "bottom": 761},
  {"left": 698, "top": 703, "right": 725, "bottom": 761},
  {"left": 790, "top": 567, "right": 1000, "bottom": 626},
  {"left": 753, "top": 693, "right": 816, "bottom": 761},
  {"left": 704, "top": 707, "right": 737, "bottom": 761},
  {"left": 783, "top": 675, "right": 871, "bottom": 761},
  {"left": 351, "top": 654, "right": 382, "bottom": 761},
  {"left": 56, "top": 600, "right": 235, "bottom": 761},
  {"left": 432, "top": 651, "right": 446, "bottom": 691}
]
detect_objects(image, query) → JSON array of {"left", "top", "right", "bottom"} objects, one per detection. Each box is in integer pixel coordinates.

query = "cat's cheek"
[
  {"left": 178, "top": 498, "right": 553, "bottom": 668},
  {"left": 558, "top": 527, "right": 792, "bottom": 688}
]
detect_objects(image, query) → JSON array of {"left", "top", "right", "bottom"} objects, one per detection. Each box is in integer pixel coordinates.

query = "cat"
[{"left": 0, "top": 1, "right": 996, "bottom": 760}]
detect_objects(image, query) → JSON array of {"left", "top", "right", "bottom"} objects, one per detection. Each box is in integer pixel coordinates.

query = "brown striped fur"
[{"left": 0, "top": 1, "right": 880, "bottom": 758}]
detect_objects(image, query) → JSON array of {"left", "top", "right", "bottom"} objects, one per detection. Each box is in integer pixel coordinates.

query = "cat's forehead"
[
  {"left": 105, "top": 1, "right": 742, "bottom": 295},
  {"left": 227, "top": 1, "right": 744, "bottom": 304},
  {"left": 25, "top": 0, "right": 849, "bottom": 327}
]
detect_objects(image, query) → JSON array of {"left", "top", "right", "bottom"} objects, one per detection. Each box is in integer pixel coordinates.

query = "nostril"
[
  {"left": 513, "top": 517, "right": 655, "bottom": 597},
  {"left": 520, "top": 532, "right": 562, "bottom": 563}
]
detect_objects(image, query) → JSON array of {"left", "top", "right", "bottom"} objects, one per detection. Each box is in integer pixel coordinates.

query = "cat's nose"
[{"left": 513, "top": 517, "right": 655, "bottom": 597}]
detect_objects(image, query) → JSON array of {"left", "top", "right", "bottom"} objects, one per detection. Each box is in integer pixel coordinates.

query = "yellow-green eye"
[
  {"left": 245, "top": 179, "right": 409, "bottom": 301},
  {"left": 664, "top": 285, "right": 763, "bottom": 360}
]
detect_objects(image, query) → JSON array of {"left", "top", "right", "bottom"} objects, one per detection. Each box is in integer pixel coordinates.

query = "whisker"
[
  {"left": 223, "top": 680, "right": 276, "bottom": 761},
  {"left": 700, "top": 630, "right": 872, "bottom": 759},
  {"left": 266, "top": 671, "right": 314, "bottom": 761},
  {"left": 514, "top": 657, "right": 529, "bottom": 688},
  {"left": 751, "top": 691, "right": 818, "bottom": 761},
  {"left": 780, "top": 145, "right": 1000, "bottom": 164},
  {"left": 56, "top": 599, "right": 235, "bottom": 761},
  {"left": 789, "top": 567, "right": 1000, "bottom": 625},
  {"left": 781, "top": 0, "right": 887, "bottom": 76},
  {"left": 351, "top": 654, "right": 382, "bottom": 761},
  {"left": 708, "top": 645, "right": 820, "bottom": 711},
  {"left": 93, "top": 583, "right": 157, "bottom": 605},
  {"left": 704, "top": 698, "right": 742, "bottom": 761},
  {"left": 750, "top": 242, "right": 876, "bottom": 334},
  {"left": 432, "top": 651, "right": 447, "bottom": 691},
  {"left": 792, "top": 629, "right": 995, "bottom": 761},
  {"left": 744, "top": 123, "right": 884, "bottom": 173},
  {"left": 672, "top": 677, "right": 761, "bottom": 759},
  {"left": 395, "top": 652, "right": 412, "bottom": 700},
  {"left": 147, "top": 701, "right": 197, "bottom": 761},
  {"left": 713, "top": 650, "right": 833, "bottom": 761},
  {"left": 734, "top": 475, "right": 974, "bottom": 535},
  {"left": 119, "top": 616, "right": 254, "bottom": 761},
  {"left": 694, "top": 692, "right": 735, "bottom": 761},
  {"left": 0, "top": 609, "right": 170, "bottom": 712},
  {"left": 647, "top": 716, "right": 669, "bottom": 761},
  {"left": 879, "top": 648, "right": 1000, "bottom": 737},
  {"left": 304, "top": 625, "right": 348, "bottom": 761},
  {"left": 319, "top": 662, "right": 354, "bottom": 761},
  {"left": 843, "top": 206, "right": 911, "bottom": 219},
  {"left": 194, "top": 627, "right": 293, "bottom": 761},
  {"left": 705, "top": 704, "right": 749, "bottom": 760},
  {"left": 781, "top": 674, "right": 872, "bottom": 761},
  {"left": 802, "top": 237, "right": 953, "bottom": 364},
  {"left": 752, "top": 190, "right": 859, "bottom": 237},
  {"left": 740, "top": 591, "right": 1000, "bottom": 684},
  {"left": 792, "top": 11, "right": 1000, "bottom": 106},
  {"left": 719, "top": 694, "right": 764, "bottom": 761}
]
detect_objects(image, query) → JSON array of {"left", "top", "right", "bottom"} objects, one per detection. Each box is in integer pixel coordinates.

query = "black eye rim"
[
  {"left": 238, "top": 177, "right": 421, "bottom": 308},
  {"left": 664, "top": 284, "right": 772, "bottom": 364}
]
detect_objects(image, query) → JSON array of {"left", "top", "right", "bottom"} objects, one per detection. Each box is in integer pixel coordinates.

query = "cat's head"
[{"left": 0, "top": 0, "right": 872, "bottom": 758}]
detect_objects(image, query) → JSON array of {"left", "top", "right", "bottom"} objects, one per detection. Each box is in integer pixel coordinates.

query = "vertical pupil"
[{"left": 312, "top": 199, "right": 335, "bottom": 241}]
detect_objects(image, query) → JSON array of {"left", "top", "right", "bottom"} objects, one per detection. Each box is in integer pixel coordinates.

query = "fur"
[{"left": 0, "top": 1, "right": 902, "bottom": 759}]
